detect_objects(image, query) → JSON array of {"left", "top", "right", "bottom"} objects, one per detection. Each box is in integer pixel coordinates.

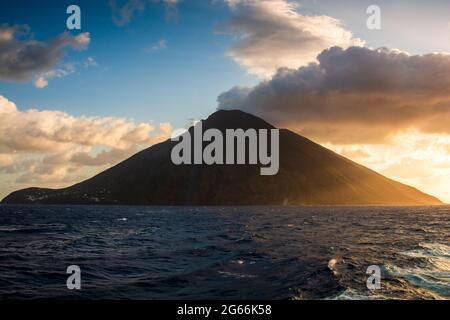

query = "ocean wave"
[
  {"left": 326, "top": 288, "right": 388, "bottom": 300},
  {"left": 384, "top": 243, "right": 450, "bottom": 299},
  {"left": 1, "top": 206, "right": 449, "bottom": 299}
]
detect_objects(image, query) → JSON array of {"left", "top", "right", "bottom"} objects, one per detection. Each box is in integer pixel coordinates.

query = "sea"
[{"left": 0, "top": 205, "right": 448, "bottom": 300}]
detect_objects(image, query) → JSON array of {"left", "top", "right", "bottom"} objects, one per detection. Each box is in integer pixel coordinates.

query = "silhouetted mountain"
[{"left": 1, "top": 110, "right": 442, "bottom": 205}]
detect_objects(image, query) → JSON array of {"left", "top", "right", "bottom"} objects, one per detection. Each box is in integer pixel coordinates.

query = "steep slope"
[{"left": 1, "top": 110, "right": 442, "bottom": 205}]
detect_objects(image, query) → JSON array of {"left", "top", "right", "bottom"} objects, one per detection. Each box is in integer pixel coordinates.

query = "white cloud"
[
  {"left": 33, "top": 65, "right": 75, "bottom": 89},
  {"left": 218, "top": 0, "right": 363, "bottom": 77},
  {"left": 0, "top": 96, "right": 172, "bottom": 189},
  {"left": 84, "top": 57, "right": 98, "bottom": 67},
  {"left": 145, "top": 39, "right": 167, "bottom": 52},
  {"left": 33, "top": 56, "right": 98, "bottom": 89},
  {"left": 33, "top": 77, "right": 48, "bottom": 89},
  {"left": 73, "top": 32, "right": 91, "bottom": 48}
]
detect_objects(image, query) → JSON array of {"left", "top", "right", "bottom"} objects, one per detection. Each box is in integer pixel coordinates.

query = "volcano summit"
[{"left": 1, "top": 110, "right": 442, "bottom": 205}]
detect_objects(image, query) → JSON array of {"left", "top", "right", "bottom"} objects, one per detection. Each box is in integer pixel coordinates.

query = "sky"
[{"left": 1, "top": 0, "right": 450, "bottom": 202}]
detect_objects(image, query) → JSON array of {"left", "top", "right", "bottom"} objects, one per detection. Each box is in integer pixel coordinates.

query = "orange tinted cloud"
[
  {"left": 0, "top": 96, "right": 171, "bottom": 187},
  {"left": 219, "top": 0, "right": 363, "bottom": 77}
]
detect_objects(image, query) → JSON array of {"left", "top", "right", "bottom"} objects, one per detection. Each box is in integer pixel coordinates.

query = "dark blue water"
[{"left": 0, "top": 205, "right": 448, "bottom": 299}]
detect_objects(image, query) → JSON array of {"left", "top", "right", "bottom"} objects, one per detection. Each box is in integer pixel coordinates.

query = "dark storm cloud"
[
  {"left": 218, "top": 46, "right": 450, "bottom": 144},
  {"left": 0, "top": 25, "right": 90, "bottom": 82}
]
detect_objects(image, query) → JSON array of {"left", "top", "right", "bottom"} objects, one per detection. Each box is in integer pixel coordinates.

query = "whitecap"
[{"left": 385, "top": 242, "right": 450, "bottom": 299}]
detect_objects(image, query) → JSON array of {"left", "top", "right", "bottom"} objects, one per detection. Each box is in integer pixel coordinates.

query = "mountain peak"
[
  {"left": 203, "top": 109, "right": 275, "bottom": 131},
  {"left": 1, "top": 110, "right": 442, "bottom": 206}
]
